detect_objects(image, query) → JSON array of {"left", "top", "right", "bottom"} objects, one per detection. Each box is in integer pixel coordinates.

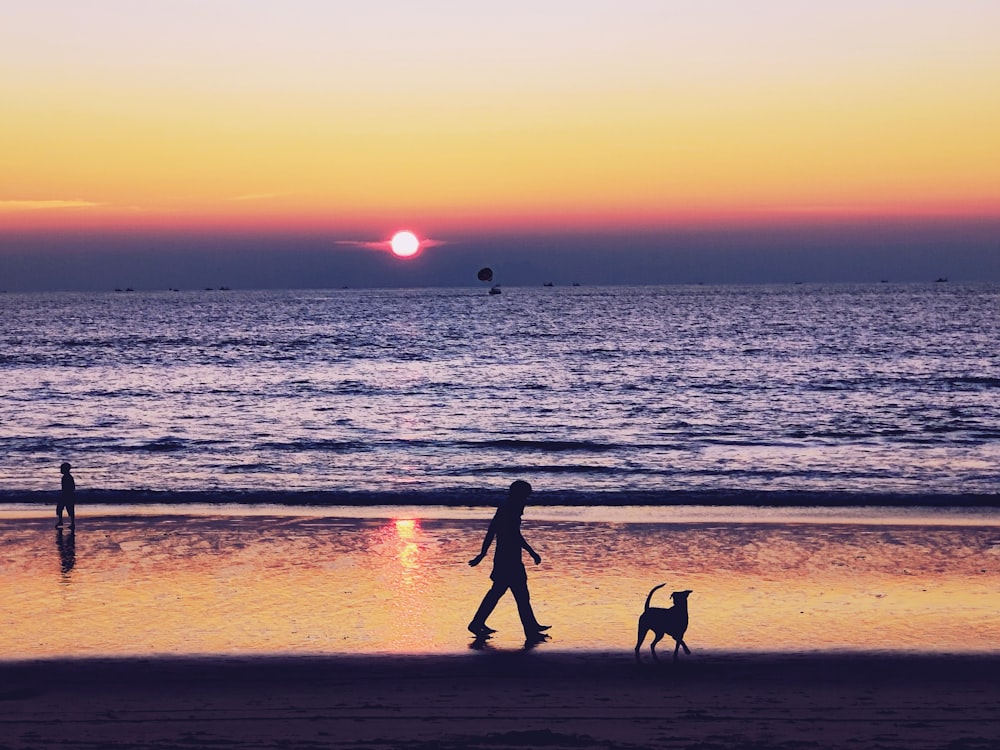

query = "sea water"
[
  {"left": 1, "top": 283, "right": 999, "bottom": 499},
  {"left": 1, "top": 505, "right": 998, "bottom": 658}
]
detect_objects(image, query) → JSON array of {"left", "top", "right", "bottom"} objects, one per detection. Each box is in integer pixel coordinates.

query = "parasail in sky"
[{"left": 477, "top": 267, "right": 493, "bottom": 282}]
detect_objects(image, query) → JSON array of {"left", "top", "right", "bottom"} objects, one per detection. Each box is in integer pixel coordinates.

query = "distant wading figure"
[
  {"left": 468, "top": 480, "right": 550, "bottom": 643},
  {"left": 57, "top": 462, "right": 75, "bottom": 529}
]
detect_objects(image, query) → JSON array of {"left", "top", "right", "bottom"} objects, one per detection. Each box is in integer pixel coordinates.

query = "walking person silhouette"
[
  {"left": 56, "top": 462, "right": 76, "bottom": 529},
  {"left": 468, "top": 480, "right": 550, "bottom": 643}
]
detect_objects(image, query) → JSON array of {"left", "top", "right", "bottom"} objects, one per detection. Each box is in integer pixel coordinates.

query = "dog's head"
[{"left": 670, "top": 590, "right": 693, "bottom": 603}]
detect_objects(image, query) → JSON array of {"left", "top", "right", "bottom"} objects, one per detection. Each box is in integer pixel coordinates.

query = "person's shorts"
[{"left": 490, "top": 565, "right": 527, "bottom": 585}]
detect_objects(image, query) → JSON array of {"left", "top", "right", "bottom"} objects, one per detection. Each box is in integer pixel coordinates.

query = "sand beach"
[{"left": 3, "top": 651, "right": 999, "bottom": 749}]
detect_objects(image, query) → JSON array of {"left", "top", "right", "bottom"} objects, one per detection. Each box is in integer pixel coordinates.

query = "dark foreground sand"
[{"left": 2, "top": 651, "right": 998, "bottom": 750}]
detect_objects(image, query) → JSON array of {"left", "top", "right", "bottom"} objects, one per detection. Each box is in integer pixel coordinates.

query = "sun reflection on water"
[{"left": 393, "top": 518, "right": 420, "bottom": 572}]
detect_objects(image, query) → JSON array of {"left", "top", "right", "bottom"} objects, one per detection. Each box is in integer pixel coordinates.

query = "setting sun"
[{"left": 390, "top": 231, "right": 420, "bottom": 258}]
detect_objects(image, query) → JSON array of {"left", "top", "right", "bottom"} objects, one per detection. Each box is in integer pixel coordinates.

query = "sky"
[{"left": 2, "top": 0, "right": 999, "bottom": 290}]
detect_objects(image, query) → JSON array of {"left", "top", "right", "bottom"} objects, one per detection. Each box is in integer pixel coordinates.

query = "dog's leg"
[
  {"left": 634, "top": 624, "right": 649, "bottom": 661},
  {"left": 679, "top": 638, "right": 691, "bottom": 655},
  {"left": 649, "top": 632, "right": 664, "bottom": 662}
]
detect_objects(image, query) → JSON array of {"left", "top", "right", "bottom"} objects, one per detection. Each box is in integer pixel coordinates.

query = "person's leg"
[
  {"left": 509, "top": 578, "right": 547, "bottom": 637},
  {"left": 56, "top": 502, "right": 65, "bottom": 527},
  {"left": 67, "top": 503, "right": 75, "bottom": 528},
  {"left": 469, "top": 581, "right": 507, "bottom": 634}
]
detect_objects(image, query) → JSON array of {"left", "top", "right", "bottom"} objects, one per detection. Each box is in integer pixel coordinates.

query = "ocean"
[{"left": 2, "top": 283, "right": 998, "bottom": 502}]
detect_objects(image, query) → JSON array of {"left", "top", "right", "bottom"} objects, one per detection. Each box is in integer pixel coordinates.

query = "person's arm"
[
  {"left": 468, "top": 518, "right": 497, "bottom": 566},
  {"left": 520, "top": 534, "right": 541, "bottom": 565}
]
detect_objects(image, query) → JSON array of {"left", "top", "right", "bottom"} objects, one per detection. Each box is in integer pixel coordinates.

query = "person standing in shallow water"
[
  {"left": 57, "top": 462, "right": 75, "bottom": 529},
  {"left": 468, "top": 480, "right": 550, "bottom": 642}
]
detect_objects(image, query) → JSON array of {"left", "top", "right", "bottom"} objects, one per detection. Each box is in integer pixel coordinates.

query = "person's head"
[
  {"left": 508, "top": 480, "right": 532, "bottom": 502},
  {"left": 60, "top": 462, "right": 71, "bottom": 474}
]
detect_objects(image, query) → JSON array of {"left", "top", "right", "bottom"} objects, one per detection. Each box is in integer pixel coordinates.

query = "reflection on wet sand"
[
  {"left": 56, "top": 528, "right": 75, "bottom": 578},
  {"left": 392, "top": 518, "right": 421, "bottom": 576},
  {"left": 1, "top": 508, "right": 997, "bottom": 659}
]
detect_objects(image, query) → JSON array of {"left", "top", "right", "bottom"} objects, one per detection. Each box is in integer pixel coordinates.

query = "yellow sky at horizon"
[{"left": 2, "top": 1, "right": 999, "bottom": 234}]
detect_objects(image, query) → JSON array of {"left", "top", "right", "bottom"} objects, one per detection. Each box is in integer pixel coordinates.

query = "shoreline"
[
  {"left": 4, "top": 488, "right": 1000, "bottom": 507},
  {"left": 3, "top": 651, "right": 998, "bottom": 749}
]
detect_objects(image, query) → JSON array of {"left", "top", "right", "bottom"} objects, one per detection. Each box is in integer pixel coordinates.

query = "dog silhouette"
[{"left": 634, "top": 584, "right": 692, "bottom": 662}]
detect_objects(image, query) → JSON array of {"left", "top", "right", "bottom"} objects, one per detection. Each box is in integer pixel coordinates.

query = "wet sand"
[
  {"left": 5, "top": 509, "right": 1000, "bottom": 659},
  {"left": 2, "top": 651, "right": 999, "bottom": 749}
]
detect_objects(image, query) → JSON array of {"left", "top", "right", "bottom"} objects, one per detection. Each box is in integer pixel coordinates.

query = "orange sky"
[{"left": 2, "top": 1, "right": 999, "bottom": 240}]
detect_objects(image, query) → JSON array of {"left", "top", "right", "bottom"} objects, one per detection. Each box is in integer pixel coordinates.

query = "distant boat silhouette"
[
  {"left": 489, "top": 285, "right": 501, "bottom": 295},
  {"left": 935, "top": 277, "right": 948, "bottom": 283},
  {"left": 543, "top": 282, "right": 554, "bottom": 287}
]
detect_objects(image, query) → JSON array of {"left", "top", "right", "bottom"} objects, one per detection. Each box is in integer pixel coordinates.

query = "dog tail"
[{"left": 644, "top": 583, "right": 667, "bottom": 611}]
